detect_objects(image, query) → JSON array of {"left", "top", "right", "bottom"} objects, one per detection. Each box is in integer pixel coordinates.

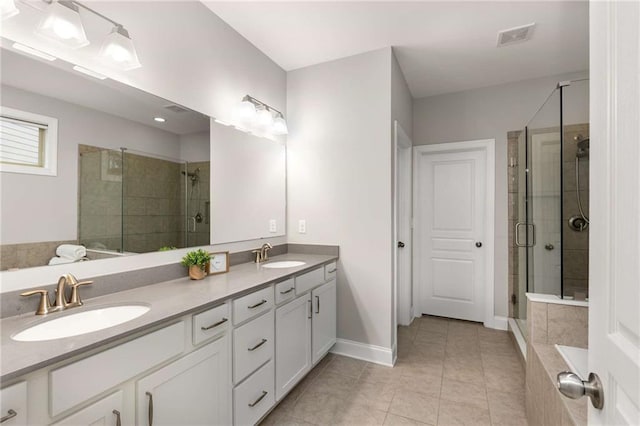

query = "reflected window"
[{"left": 0, "top": 106, "right": 57, "bottom": 176}]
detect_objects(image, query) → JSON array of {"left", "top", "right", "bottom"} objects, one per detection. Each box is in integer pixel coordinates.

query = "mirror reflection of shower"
[
  {"left": 569, "top": 134, "right": 590, "bottom": 232},
  {"left": 183, "top": 167, "right": 203, "bottom": 227},
  {"left": 182, "top": 162, "right": 210, "bottom": 247}
]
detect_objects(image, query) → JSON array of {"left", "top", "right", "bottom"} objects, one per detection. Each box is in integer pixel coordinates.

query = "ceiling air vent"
[
  {"left": 497, "top": 23, "right": 536, "bottom": 47},
  {"left": 163, "top": 104, "right": 190, "bottom": 113}
]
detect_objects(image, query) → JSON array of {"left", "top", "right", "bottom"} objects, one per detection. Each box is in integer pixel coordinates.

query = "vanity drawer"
[
  {"left": 193, "top": 303, "right": 229, "bottom": 345},
  {"left": 50, "top": 322, "right": 185, "bottom": 416},
  {"left": 233, "top": 286, "right": 274, "bottom": 325},
  {"left": 295, "top": 267, "right": 325, "bottom": 295},
  {"left": 325, "top": 262, "right": 337, "bottom": 281},
  {"left": 0, "top": 381, "right": 27, "bottom": 426},
  {"left": 274, "top": 278, "right": 296, "bottom": 305},
  {"left": 233, "top": 310, "right": 274, "bottom": 384},
  {"left": 234, "top": 360, "right": 275, "bottom": 426}
]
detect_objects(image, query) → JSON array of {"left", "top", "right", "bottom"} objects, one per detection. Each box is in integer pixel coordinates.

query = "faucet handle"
[
  {"left": 20, "top": 289, "right": 52, "bottom": 315},
  {"left": 67, "top": 280, "right": 93, "bottom": 307}
]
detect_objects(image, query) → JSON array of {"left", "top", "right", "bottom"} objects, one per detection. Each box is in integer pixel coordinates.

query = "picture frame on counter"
[{"left": 208, "top": 251, "right": 229, "bottom": 275}]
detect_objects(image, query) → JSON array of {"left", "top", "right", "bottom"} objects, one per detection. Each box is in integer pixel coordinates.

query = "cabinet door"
[
  {"left": 52, "top": 391, "right": 123, "bottom": 426},
  {"left": 136, "top": 336, "right": 231, "bottom": 426},
  {"left": 275, "top": 294, "right": 312, "bottom": 401},
  {"left": 312, "top": 279, "right": 337, "bottom": 364},
  {"left": 0, "top": 381, "right": 27, "bottom": 426}
]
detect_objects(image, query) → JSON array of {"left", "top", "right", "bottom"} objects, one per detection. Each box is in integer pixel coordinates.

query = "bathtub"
[{"left": 556, "top": 344, "right": 588, "bottom": 380}]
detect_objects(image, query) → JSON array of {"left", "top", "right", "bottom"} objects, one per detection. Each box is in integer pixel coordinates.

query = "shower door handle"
[{"left": 515, "top": 222, "right": 536, "bottom": 247}]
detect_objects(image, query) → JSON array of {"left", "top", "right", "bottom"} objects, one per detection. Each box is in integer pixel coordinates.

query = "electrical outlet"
[
  {"left": 269, "top": 219, "right": 277, "bottom": 233},
  {"left": 298, "top": 219, "right": 306, "bottom": 234}
]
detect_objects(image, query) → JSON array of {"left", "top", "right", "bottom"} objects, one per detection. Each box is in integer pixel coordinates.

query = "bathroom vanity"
[{"left": 0, "top": 254, "right": 337, "bottom": 425}]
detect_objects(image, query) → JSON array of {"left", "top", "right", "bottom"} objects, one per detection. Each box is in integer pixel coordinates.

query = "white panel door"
[
  {"left": 275, "top": 294, "right": 312, "bottom": 401},
  {"left": 588, "top": 1, "right": 640, "bottom": 424},
  {"left": 312, "top": 279, "right": 336, "bottom": 364},
  {"left": 136, "top": 336, "right": 231, "bottom": 426},
  {"left": 416, "top": 146, "right": 487, "bottom": 322},
  {"left": 52, "top": 392, "right": 123, "bottom": 426}
]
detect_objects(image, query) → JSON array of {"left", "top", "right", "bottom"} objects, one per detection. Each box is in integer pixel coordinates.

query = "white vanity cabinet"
[
  {"left": 275, "top": 267, "right": 337, "bottom": 402},
  {"left": 0, "top": 381, "right": 27, "bottom": 425},
  {"left": 136, "top": 335, "right": 231, "bottom": 426},
  {"left": 275, "top": 294, "right": 312, "bottom": 400}
]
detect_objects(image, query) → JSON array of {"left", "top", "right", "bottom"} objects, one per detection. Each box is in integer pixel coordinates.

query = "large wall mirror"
[{"left": 0, "top": 43, "right": 286, "bottom": 272}]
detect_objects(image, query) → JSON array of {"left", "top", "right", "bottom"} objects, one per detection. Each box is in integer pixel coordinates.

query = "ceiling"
[{"left": 204, "top": 1, "right": 589, "bottom": 98}]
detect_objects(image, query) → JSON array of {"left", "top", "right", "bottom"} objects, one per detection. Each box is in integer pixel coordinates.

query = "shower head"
[{"left": 574, "top": 135, "right": 590, "bottom": 158}]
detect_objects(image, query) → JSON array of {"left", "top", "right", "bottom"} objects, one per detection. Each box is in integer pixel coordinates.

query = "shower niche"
[{"left": 508, "top": 79, "right": 590, "bottom": 333}]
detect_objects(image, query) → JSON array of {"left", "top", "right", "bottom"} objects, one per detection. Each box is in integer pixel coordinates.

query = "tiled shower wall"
[
  {"left": 122, "top": 151, "right": 184, "bottom": 253},
  {"left": 507, "top": 131, "right": 521, "bottom": 318}
]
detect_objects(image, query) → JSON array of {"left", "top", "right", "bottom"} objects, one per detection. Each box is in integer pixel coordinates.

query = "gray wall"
[
  {"left": 1, "top": 85, "right": 180, "bottom": 245},
  {"left": 287, "top": 48, "right": 394, "bottom": 350},
  {"left": 412, "top": 70, "right": 589, "bottom": 318}
]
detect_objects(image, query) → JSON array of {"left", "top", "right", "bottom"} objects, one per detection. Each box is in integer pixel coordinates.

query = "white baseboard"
[
  {"left": 330, "top": 338, "right": 394, "bottom": 367},
  {"left": 484, "top": 315, "right": 509, "bottom": 331}
]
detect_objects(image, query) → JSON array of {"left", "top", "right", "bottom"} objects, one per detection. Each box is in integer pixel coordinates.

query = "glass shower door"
[{"left": 526, "top": 88, "right": 562, "bottom": 296}]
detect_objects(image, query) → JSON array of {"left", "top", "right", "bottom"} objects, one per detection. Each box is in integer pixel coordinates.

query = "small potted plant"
[{"left": 181, "top": 249, "right": 211, "bottom": 280}]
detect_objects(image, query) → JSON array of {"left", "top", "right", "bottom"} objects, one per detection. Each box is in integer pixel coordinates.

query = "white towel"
[
  {"left": 56, "top": 244, "right": 86, "bottom": 260},
  {"left": 48, "top": 256, "right": 78, "bottom": 265}
]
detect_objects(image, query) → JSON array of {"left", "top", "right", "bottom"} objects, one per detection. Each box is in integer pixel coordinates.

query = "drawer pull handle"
[
  {"left": 0, "top": 410, "right": 17, "bottom": 423},
  {"left": 316, "top": 295, "right": 320, "bottom": 314},
  {"left": 248, "top": 391, "right": 268, "bottom": 407},
  {"left": 113, "top": 410, "right": 122, "bottom": 426},
  {"left": 308, "top": 299, "right": 312, "bottom": 319},
  {"left": 248, "top": 338, "right": 268, "bottom": 351},
  {"left": 201, "top": 317, "right": 228, "bottom": 330},
  {"left": 327, "top": 268, "right": 337, "bottom": 273},
  {"left": 279, "top": 287, "right": 294, "bottom": 295},
  {"left": 146, "top": 392, "right": 153, "bottom": 426},
  {"left": 248, "top": 299, "right": 267, "bottom": 309}
]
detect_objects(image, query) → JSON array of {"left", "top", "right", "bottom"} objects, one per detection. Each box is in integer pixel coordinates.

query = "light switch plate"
[
  {"left": 269, "top": 219, "right": 277, "bottom": 233},
  {"left": 298, "top": 219, "right": 306, "bottom": 234}
]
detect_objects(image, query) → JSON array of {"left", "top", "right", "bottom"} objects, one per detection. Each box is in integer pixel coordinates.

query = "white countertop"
[{"left": 0, "top": 253, "right": 337, "bottom": 383}]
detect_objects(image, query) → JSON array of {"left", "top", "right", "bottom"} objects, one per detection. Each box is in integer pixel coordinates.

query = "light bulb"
[{"left": 235, "top": 100, "right": 257, "bottom": 126}]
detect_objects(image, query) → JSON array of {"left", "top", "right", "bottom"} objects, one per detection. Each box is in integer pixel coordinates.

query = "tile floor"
[{"left": 260, "top": 315, "right": 528, "bottom": 426}]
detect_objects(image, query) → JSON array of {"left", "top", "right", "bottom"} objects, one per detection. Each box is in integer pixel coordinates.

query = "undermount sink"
[
  {"left": 12, "top": 304, "right": 151, "bottom": 342},
  {"left": 262, "top": 261, "right": 306, "bottom": 269}
]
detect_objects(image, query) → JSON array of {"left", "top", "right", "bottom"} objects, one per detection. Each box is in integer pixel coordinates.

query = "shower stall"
[{"left": 510, "top": 79, "right": 590, "bottom": 336}]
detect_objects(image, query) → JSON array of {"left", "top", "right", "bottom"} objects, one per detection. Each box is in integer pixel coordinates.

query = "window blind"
[{"left": 0, "top": 116, "right": 46, "bottom": 167}]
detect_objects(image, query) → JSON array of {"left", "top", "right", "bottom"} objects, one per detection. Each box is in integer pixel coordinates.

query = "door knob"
[
  {"left": 398, "top": 241, "right": 405, "bottom": 248},
  {"left": 475, "top": 242, "right": 482, "bottom": 248},
  {"left": 557, "top": 371, "right": 604, "bottom": 409}
]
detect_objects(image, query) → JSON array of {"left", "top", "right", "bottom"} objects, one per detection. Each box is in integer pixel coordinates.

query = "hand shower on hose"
[{"left": 568, "top": 135, "right": 589, "bottom": 232}]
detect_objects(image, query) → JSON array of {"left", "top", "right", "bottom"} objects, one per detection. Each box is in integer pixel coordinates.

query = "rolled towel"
[
  {"left": 56, "top": 244, "right": 86, "bottom": 260},
  {"left": 48, "top": 256, "right": 78, "bottom": 266}
]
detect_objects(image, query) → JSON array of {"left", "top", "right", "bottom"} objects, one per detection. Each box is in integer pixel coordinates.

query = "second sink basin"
[
  {"left": 262, "top": 261, "right": 306, "bottom": 269},
  {"left": 12, "top": 304, "right": 151, "bottom": 342}
]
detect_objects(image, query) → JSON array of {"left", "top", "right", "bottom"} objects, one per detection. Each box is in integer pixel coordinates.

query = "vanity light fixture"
[
  {"left": 35, "top": 1, "right": 89, "bottom": 49},
  {"left": 234, "top": 95, "right": 288, "bottom": 136},
  {"left": 153, "top": 117, "right": 166, "bottom": 123},
  {"left": 99, "top": 25, "right": 141, "bottom": 70},
  {"left": 72, "top": 65, "right": 107, "bottom": 80},
  {"left": 34, "top": 0, "right": 141, "bottom": 69},
  {"left": 12, "top": 42, "right": 57, "bottom": 61},
  {"left": 1, "top": 0, "right": 20, "bottom": 20}
]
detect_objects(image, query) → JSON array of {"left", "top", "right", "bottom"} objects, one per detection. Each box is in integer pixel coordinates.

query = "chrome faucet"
[
  {"left": 21, "top": 273, "right": 93, "bottom": 315},
  {"left": 252, "top": 243, "right": 273, "bottom": 263}
]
